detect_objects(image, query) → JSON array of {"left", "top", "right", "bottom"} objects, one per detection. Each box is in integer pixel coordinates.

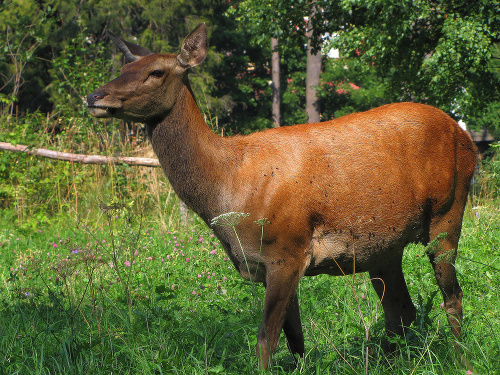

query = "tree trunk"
[
  {"left": 271, "top": 37, "right": 280, "bottom": 127},
  {"left": 305, "top": 5, "right": 322, "bottom": 124}
]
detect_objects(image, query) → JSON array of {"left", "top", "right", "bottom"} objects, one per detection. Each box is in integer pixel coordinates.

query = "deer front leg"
[{"left": 256, "top": 269, "right": 301, "bottom": 370}]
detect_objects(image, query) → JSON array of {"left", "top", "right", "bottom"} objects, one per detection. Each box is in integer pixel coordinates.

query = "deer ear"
[
  {"left": 177, "top": 23, "right": 208, "bottom": 68},
  {"left": 107, "top": 30, "right": 153, "bottom": 63}
]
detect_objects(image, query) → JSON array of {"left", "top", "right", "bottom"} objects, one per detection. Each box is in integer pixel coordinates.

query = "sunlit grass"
[{"left": 1, "top": 201, "right": 499, "bottom": 374}]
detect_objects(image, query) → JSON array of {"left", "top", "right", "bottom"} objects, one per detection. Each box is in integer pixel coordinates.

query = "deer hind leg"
[
  {"left": 257, "top": 269, "right": 302, "bottom": 370},
  {"left": 428, "top": 211, "right": 465, "bottom": 340},
  {"left": 369, "top": 253, "right": 416, "bottom": 338}
]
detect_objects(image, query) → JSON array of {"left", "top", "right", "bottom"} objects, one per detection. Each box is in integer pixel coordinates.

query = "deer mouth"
[{"left": 87, "top": 106, "right": 118, "bottom": 118}]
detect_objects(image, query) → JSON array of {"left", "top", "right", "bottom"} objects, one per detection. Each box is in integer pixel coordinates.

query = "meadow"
[{"left": 1, "top": 168, "right": 499, "bottom": 374}]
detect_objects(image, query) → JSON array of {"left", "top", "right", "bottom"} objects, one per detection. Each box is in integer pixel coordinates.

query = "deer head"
[{"left": 87, "top": 23, "right": 208, "bottom": 124}]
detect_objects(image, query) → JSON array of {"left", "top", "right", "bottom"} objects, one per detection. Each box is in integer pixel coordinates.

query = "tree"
[
  {"left": 305, "top": 3, "right": 321, "bottom": 123},
  {"left": 323, "top": 0, "right": 500, "bottom": 125},
  {"left": 271, "top": 37, "right": 280, "bottom": 127}
]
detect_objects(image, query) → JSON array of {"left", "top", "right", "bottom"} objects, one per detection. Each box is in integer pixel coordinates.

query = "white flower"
[{"left": 210, "top": 212, "right": 250, "bottom": 227}]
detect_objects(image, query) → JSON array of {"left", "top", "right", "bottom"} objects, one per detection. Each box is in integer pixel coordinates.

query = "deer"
[{"left": 86, "top": 23, "right": 477, "bottom": 369}]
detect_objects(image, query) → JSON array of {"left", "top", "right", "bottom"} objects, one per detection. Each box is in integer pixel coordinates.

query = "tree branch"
[{"left": 0, "top": 141, "right": 160, "bottom": 167}]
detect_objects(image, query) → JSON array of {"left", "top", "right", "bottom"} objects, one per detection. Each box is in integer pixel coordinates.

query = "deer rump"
[{"left": 87, "top": 23, "right": 477, "bottom": 370}]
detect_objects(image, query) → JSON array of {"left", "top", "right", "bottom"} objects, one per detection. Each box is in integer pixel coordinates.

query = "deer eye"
[{"left": 149, "top": 69, "right": 164, "bottom": 78}]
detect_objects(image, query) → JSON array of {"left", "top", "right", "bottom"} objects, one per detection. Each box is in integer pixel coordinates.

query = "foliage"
[
  {"left": 0, "top": 0, "right": 55, "bottom": 114},
  {"left": 327, "top": 0, "right": 500, "bottom": 124},
  {"left": 475, "top": 142, "right": 500, "bottom": 199},
  {"left": 48, "top": 31, "right": 111, "bottom": 119}
]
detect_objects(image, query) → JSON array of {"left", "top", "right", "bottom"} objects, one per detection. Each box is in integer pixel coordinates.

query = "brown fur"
[{"left": 87, "top": 24, "right": 477, "bottom": 369}]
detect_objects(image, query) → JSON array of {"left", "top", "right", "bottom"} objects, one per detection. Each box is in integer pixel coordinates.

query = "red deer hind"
[{"left": 87, "top": 23, "right": 477, "bottom": 369}]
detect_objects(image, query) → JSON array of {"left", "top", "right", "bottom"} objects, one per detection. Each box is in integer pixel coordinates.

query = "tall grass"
[
  {"left": 1, "top": 195, "right": 499, "bottom": 374},
  {"left": 0, "top": 111, "right": 186, "bottom": 232}
]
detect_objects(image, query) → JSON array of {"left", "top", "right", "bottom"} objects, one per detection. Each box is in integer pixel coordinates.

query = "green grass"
[{"left": 0, "top": 201, "right": 499, "bottom": 374}]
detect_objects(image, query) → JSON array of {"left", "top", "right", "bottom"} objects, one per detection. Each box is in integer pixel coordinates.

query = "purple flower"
[{"left": 124, "top": 261, "right": 131, "bottom": 267}]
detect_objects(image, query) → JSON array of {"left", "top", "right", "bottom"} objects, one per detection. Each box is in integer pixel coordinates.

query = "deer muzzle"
[{"left": 86, "top": 92, "right": 121, "bottom": 118}]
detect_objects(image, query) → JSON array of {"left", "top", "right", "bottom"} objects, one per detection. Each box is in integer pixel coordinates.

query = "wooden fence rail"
[{"left": 0, "top": 141, "right": 160, "bottom": 167}]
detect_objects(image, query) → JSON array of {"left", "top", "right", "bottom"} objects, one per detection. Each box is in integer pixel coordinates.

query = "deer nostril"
[{"left": 87, "top": 92, "right": 106, "bottom": 106}]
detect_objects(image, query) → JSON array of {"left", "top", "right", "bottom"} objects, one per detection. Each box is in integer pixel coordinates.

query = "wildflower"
[
  {"left": 134, "top": 251, "right": 139, "bottom": 256},
  {"left": 102, "top": 239, "right": 106, "bottom": 244},
  {"left": 53, "top": 243, "right": 58, "bottom": 248},
  {"left": 211, "top": 212, "right": 250, "bottom": 227},
  {"left": 210, "top": 249, "right": 217, "bottom": 255},
  {"left": 167, "top": 255, "right": 170, "bottom": 260},
  {"left": 186, "top": 257, "right": 190, "bottom": 263},
  {"left": 440, "top": 302, "right": 445, "bottom": 309},
  {"left": 192, "top": 291, "right": 197, "bottom": 295},
  {"left": 71, "top": 249, "right": 78, "bottom": 254},
  {"left": 147, "top": 257, "right": 152, "bottom": 261},
  {"left": 124, "top": 261, "right": 131, "bottom": 267}
]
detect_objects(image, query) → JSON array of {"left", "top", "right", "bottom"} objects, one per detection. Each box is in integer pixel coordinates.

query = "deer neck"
[{"left": 148, "top": 83, "right": 230, "bottom": 221}]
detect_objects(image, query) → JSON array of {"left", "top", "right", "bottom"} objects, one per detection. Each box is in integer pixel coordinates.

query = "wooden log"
[{"left": 0, "top": 141, "right": 160, "bottom": 167}]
